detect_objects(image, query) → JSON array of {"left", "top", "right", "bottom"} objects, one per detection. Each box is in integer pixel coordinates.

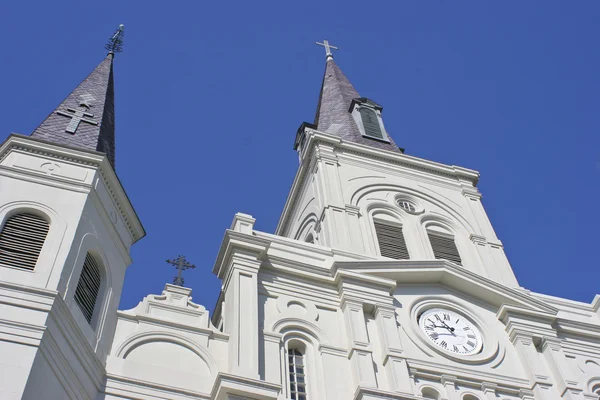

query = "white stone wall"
[{"left": 0, "top": 136, "right": 142, "bottom": 400}]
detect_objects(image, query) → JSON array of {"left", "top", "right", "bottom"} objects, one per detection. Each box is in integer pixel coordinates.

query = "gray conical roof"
[
  {"left": 31, "top": 53, "right": 116, "bottom": 167},
  {"left": 314, "top": 57, "right": 401, "bottom": 152}
]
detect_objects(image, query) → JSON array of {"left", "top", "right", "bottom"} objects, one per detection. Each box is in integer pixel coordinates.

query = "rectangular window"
[
  {"left": 74, "top": 253, "right": 102, "bottom": 323},
  {"left": 428, "top": 233, "right": 462, "bottom": 266},
  {"left": 374, "top": 221, "right": 410, "bottom": 260},
  {"left": 359, "top": 107, "right": 384, "bottom": 140},
  {"left": 289, "top": 349, "right": 307, "bottom": 400}
]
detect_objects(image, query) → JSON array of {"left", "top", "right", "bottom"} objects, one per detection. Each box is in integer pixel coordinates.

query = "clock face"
[{"left": 418, "top": 308, "right": 483, "bottom": 355}]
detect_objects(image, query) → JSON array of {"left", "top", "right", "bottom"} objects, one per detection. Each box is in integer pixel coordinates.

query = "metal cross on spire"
[
  {"left": 315, "top": 39, "right": 338, "bottom": 59},
  {"left": 105, "top": 24, "right": 125, "bottom": 53},
  {"left": 166, "top": 255, "right": 196, "bottom": 286}
]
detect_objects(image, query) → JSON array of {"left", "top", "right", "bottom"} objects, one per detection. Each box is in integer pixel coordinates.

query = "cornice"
[
  {"left": 115, "top": 312, "right": 229, "bottom": 341},
  {"left": 333, "top": 259, "right": 558, "bottom": 315},
  {"left": 212, "top": 230, "right": 270, "bottom": 279},
  {"left": 408, "top": 358, "right": 529, "bottom": 392},
  {"left": 0, "top": 134, "right": 145, "bottom": 243},
  {"left": 276, "top": 128, "right": 480, "bottom": 236},
  {"left": 353, "top": 386, "right": 420, "bottom": 400},
  {"left": 105, "top": 372, "right": 211, "bottom": 399},
  {"left": 210, "top": 372, "right": 280, "bottom": 400}
]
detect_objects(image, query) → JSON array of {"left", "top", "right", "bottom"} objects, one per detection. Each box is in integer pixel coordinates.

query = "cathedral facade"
[{"left": 1, "top": 35, "right": 599, "bottom": 400}]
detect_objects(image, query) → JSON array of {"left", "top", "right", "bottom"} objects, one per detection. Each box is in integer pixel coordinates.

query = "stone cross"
[
  {"left": 315, "top": 39, "right": 339, "bottom": 58},
  {"left": 56, "top": 104, "right": 98, "bottom": 134},
  {"left": 166, "top": 255, "right": 196, "bottom": 286}
]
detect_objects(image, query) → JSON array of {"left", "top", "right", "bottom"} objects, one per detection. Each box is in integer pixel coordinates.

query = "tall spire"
[
  {"left": 312, "top": 41, "right": 401, "bottom": 152},
  {"left": 30, "top": 25, "right": 124, "bottom": 167}
]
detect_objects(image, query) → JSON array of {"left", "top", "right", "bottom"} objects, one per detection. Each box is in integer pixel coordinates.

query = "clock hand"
[{"left": 440, "top": 321, "right": 455, "bottom": 332}]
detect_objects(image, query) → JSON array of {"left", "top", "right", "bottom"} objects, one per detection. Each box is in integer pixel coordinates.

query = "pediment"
[{"left": 333, "top": 259, "right": 558, "bottom": 317}]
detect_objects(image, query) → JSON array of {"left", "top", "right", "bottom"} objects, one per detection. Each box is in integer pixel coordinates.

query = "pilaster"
[
  {"left": 481, "top": 382, "right": 498, "bottom": 400},
  {"left": 342, "top": 298, "right": 378, "bottom": 389},
  {"left": 540, "top": 338, "right": 584, "bottom": 400},
  {"left": 441, "top": 375, "right": 459, "bottom": 400},
  {"left": 374, "top": 305, "right": 411, "bottom": 394},
  {"left": 214, "top": 214, "right": 269, "bottom": 380},
  {"left": 262, "top": 331, "right": 282, "bottom": 384}
]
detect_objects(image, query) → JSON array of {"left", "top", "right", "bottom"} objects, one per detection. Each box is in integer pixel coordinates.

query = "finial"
[
  {"left": 105, "top": 24, "right": 125, "bottom": 54},
  {"left": 315, "top": 39, "right": 338, "bottom": 60},
  {"left": 166, "top": 255, "right": 196, "bottom": 286}
]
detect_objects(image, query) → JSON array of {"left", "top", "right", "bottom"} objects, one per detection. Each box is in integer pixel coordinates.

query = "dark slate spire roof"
[
  {"left": 313, "top": 57, "right": 401, "bottom": 152},
  {"left": 31, "top": 53, "right": 117, "bottom": 167}
]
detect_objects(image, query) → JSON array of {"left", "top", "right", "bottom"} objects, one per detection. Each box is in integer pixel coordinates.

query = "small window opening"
[
  {"left": 289, "top": 348, "right": 307, "bottom": 400},
  {"left": 0, "top": 213, "right": 49, "bottom": 270},
  {"left": 374, "top": 220, "right": 410, "bottom": 260},
  {"left": 397, "top": 200, "right": 416, "bottom": 213},
  {"left": 428, "top": 231, "right": 462, "bottom": 266},
  {"left": 359, "top": 107, "right": 384, "bottom": 140},
  {"left": 74, "top": 252, "right": 102, "bottom": 324}
]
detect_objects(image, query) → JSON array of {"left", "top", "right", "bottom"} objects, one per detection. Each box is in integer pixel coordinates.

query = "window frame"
[{"left": 350, "top": 101, "right": 391, "bottom": 143}]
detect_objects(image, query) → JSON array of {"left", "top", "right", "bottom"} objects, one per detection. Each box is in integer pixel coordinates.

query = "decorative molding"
[
  {"left": 276, "top": 129, "right": 480, "bottom": 236},
  {"left": 0, "top": 134, "right": 145, "bottom": 243}
]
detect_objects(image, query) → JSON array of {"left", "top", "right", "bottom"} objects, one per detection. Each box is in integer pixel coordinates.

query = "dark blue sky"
[{"left": 1, "top": 1, "right": 598, "bottom": 311}]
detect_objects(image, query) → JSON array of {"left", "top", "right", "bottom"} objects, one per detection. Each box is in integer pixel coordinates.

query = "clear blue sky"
[{"left": 1, "top": 1, "right": 598, "bottom": 311}]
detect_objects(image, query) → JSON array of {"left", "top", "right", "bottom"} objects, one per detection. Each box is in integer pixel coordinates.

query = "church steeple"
[
  {"left": 30, "top": 25, "right": 124, "bottom": 167},
  {"left": 311, "top": 40, "right": 402, "bottom": 153}
]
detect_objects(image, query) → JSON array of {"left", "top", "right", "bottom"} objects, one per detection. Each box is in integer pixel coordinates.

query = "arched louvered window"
[
  {"left": 428, "top": 232, "right": 462, "bottom": 266},
  {"left": 288, "top": 348, "right": 307, "bottom": 400},
  {"left": 74, "top": 253, "right": 102, "bottom": 324},
  {"left": 0, "top": 213, "right": 49, "bottom": 270},
  {"left": 374, "top": 220, "right": 410, "bottom": 260},
  {"left": 359, "top": 107, "right": 384, "bottom": 140}
]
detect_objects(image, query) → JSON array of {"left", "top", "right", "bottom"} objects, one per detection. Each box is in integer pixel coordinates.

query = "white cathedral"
[{"left": 0, "top": 31, "right": 599, "bottom": 400}]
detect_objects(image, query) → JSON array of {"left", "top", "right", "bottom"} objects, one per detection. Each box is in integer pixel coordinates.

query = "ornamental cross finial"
[
  {"left": 166, "top": 255, "right": 196, "bottom": 286},
  {"left": 56, "top": 96, "right": 98, "bottom": 134},
  {"left": 105, "top": 24, "right": 125, "bottom": 53},
  {"left": 315, "top": 39, "right": 338, "bottom": 59}
]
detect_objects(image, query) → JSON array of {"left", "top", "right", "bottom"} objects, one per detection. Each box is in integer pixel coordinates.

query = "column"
[{"left": 374, "top": 305, "right": 412, "bottom": 394}]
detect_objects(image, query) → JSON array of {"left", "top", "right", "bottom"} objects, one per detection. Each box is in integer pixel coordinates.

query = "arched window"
[
  {"left": 421, "top": 387, "right": 441, "bottom": 400},
  {"left": 0, "top": 212, "right": 49, "bottom": 270},
  {"left": 462, "top": 395, "right": 480, "bottom": 400},
  {"left": 288, "top": 348, "right": 307, "bottom": 400},
  {"left": 305, "top": 234, "right": 315, "bottom": 244},
  {"left": 74, "top": 252, "right": 102, "bottom": 324},
  {"left": 374, "top": 219, "right": 410, "bottom": 260},
  {"left": 359, "top": 107, "right": 383, "bottom": 140},
  {"left": 426, "top": 227, "right": 462, "bottom": 266}
]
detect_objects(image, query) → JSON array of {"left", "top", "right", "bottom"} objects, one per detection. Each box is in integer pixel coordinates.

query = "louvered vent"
[
  {"left": 428, "top": 233, "right": 462, "bottom": 266},
  {"left": 359, "top": 108, "right": 384, "bottom": 139},
  {"left": 0, "top": 213, "right": 49, "bottom": 270},
  {"left": 374, "top": 221, "right": 410, "bottom": 260},
  {"left": 74, "top": 253, "right": 102, "bottom": 324}
]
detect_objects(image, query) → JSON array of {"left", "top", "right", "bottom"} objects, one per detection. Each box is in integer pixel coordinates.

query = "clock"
[{"left": 418, "top": 308, "right": 483, "bottom": 355}]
